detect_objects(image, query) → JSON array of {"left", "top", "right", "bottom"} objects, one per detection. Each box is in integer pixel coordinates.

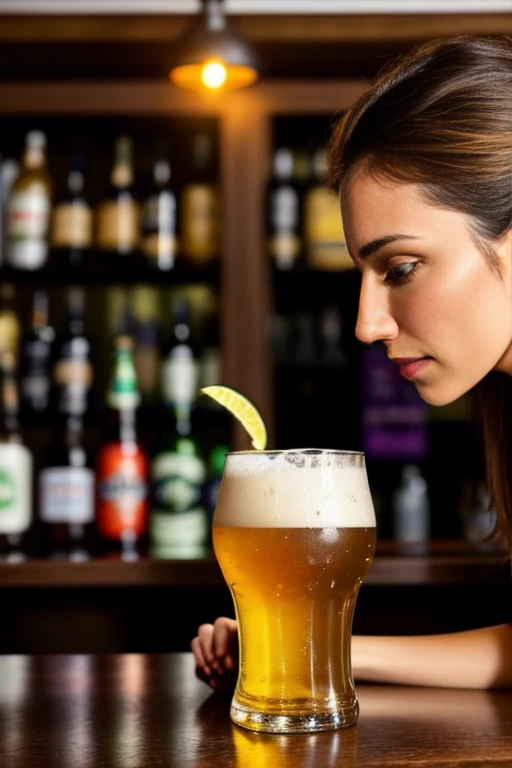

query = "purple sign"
[{"left": 361, "top": 346, "right": 428, "bottom": 460}]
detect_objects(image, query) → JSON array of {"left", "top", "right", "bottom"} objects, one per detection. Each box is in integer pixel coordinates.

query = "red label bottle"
[{"left": 96, "top": 335, "right": 148, "bottom": 555}]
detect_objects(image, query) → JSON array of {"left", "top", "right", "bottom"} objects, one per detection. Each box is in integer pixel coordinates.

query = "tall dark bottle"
[
  {"left": 96, "top": 136, "right": 140, "bottom": 267},
  {"left": 19, "top": 289, "right": 54, "bottom": 419},
  {"left": 0, "top": 352, "right": 33, "bottom": 558},
  {"left": 39, "top": 413, "right": 95, "bottom": 558},
  {"left": 140, "top": 157, "right": 178, "bottom": 271},
  {"left": 50, "top": 154, "right": 93, "bottom": 270},
  {"left": 96, "top": 335, "right": 149, "bottom": 557},
  {"left": 180, "top": 133, "right": 221, "bottom": 266},
  {"left": 52, "top": 287, "right": 93, "bottom": 417}
]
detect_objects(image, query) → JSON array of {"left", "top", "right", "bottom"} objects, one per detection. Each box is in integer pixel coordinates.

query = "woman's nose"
[{"left": 355, "top": 277, "right": 399, "bottom": 345}]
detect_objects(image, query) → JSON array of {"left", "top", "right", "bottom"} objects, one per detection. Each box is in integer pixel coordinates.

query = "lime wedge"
[{"left": 200, "top": 385, "right": 267, "bottom": 451}]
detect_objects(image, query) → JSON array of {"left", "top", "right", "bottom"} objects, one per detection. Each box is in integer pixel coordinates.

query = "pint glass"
[{"left": 213, "top": 449, "right": 376, "bottom": 734}]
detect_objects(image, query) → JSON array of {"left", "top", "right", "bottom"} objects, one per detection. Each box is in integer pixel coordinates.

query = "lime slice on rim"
[{"left": 200, "top": 385, "right": 267, "bottom": 451}]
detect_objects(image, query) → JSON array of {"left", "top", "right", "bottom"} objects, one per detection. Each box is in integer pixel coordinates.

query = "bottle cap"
[
  {"left": 154, "top": 159, "right": 171, "bottom": 186},
  {"left": 273, "top": 148, "right": 294, "bottom": 179},
  {"left": 26, "top": 130, "right": 47, "bottom": 149}
]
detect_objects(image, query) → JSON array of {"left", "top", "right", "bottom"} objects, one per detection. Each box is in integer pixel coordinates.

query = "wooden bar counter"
[{"left": 1, "top": 652, "right": 511, "bottom": 767}]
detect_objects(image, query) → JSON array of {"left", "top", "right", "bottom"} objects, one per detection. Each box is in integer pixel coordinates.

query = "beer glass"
[{"left": 213, "top": 448, "right": 376, "bottom": 734}]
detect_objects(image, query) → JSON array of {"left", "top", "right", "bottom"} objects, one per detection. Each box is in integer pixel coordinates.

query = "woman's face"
[{"left": 341, "top": 167, "right": 512, "bottom": 406}]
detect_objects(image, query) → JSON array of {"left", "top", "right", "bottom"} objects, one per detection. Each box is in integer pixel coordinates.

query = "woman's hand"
[{"left": 191, "top": 617, "right": 239, "bottom": 691}]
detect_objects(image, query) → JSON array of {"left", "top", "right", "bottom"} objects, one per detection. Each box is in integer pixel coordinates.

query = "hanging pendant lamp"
[{"left": 169, "top": 0, "right": 260, "bottom": 91}]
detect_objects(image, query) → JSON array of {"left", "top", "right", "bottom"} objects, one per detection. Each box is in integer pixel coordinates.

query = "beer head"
[{"left": 214, "top": 448, "right": 376, "bottom": 528}]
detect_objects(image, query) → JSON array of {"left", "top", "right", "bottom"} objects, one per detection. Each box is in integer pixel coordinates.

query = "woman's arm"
[
  {"left": 192, "top": 620, "right": 512, "bottom": 691},
  {"left": 352, "top": 624, "right": 512, "bottom": 689}
]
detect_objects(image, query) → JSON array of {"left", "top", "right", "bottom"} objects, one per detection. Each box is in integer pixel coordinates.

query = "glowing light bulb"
[{"left": 201, "top": 60, "right": 227, "bottom": 89}]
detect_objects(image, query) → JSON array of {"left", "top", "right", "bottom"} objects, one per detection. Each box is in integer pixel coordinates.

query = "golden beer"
[{"left": 213, "top": 449, "right": 376, "bottom": 734}]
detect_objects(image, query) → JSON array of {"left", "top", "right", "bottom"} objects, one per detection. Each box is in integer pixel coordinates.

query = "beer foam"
[
  {"left": 215, "top": 450, "right": 375, "bottom": 528},
  {"left": 224, "top": 449, "right": 365, "bottom": 478}
]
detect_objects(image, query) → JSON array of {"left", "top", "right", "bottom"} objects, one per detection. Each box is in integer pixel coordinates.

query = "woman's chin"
[{"left": 414, "top": 382, "right": 466, "bottom": 408}]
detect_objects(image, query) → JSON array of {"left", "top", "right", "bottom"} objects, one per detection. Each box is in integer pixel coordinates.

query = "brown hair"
[{"left": 327, "top": 35, "right": 512, "bottom": 554}]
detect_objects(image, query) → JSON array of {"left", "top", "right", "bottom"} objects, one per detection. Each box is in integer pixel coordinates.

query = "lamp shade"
[{"left": 169, "top": 0, "right": 260, "bottom": 91}]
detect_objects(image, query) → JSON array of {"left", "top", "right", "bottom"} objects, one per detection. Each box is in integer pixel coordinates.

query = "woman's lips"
[{"left": 393, "top": 357, "right": 432, "bottom": 380}]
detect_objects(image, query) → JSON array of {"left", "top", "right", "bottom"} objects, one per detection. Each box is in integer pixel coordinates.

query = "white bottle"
[
  {"left": 0, "top": 352, "right": 33, "bottom": 556},
  {"left": 392, "top": 464, "right": 430, "bottom": 552},
  {"left": 6, "top": 131, "right": 52, "bottom": 270}
]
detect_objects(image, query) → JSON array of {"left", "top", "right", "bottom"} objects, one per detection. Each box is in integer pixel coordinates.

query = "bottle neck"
[
  {"left": 67, "top": 314, "right": 85, "bottom": 337},
  {"left": 32, "top": 291, "right": 50, "bottom": 335},
  {"left": 65, "top": 290, "right": 86, "bottom": 337},
  {"left": 175, "top": 403, "right": 192, "bottom": 437},
  {"left": 68, "top": 170, "right": 85, "bottom": 197},
  {"left": 107, "top": 339, "right": 140, "bottom": 413},
  {"left": 58, "top": 413, "right": 85, "bottom": 447},
  {"left": 111, "top": 163, "right": 133, "bottom": 189},
  {"left": 0, "top": 367, "right": 21, "bottom": 441},
  {"left": 24, "top": 146, "right": 45, "bottom": 171},
  {"left": 117, "top": 407, "right": 137, "bottom": 444},
  {"left": 111, "top": 138, "right": 134, "bottom": 189}
]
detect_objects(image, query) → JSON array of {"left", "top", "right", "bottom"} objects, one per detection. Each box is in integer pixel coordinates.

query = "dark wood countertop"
[{"left": 2, "top": 652, "right": 512, "bottom": 767}]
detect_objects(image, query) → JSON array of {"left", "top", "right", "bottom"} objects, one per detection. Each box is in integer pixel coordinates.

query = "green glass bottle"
[{"left": 150, "top": 300, "right": 208, "bottom": 559}]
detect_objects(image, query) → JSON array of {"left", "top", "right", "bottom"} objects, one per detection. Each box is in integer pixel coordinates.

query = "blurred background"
[{"left": 1, "top": 0, "right": 511, "bottom": 653}]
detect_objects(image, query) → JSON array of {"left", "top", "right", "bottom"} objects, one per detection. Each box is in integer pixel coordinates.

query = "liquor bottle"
[
  {"left": 6, "top": 130, "right": 52, "bottom": 271},
  {"left": 19, "top": 289, "right": 55, "bottom": 418},
  {"left": 392, "top": 464, "right": 430, "bottom": 553},
  {"left": 150, "top": 295, "right": 207, "bottom": 557},
  {"left": 0, "top": 352, "right": 33, "bottom": 558},
  {"left": 133, "top": 286, "right": 161, "bottom": 409},
  {"left": 303, "top": 147, "right": 352, "bottom": 271},
  {"left": 38, "top": 412, "right": 95, "bottom": 559},
  {"left": 0, "top": 283, "right": 21, "bottom": 360},
  {"left": 52, "top": 287, "right": 93, "bottom": 417},
  {"left": 267, "top": 147, "right": 302, "bottom": 271},
  {"left": 96, "top": 136, "right": 140, "bottom": 265},
  {"left": 180, "top": 133, "right": 221, "bottom": 266},
  {"left": 140, "top": 157, "right": 178, "bottom": 271},
  {"left": 96, "top": 335, "right": 149, "bottom": 557},
  {"left": 161, "top": 295, "right": 199, "bottom": 416},
  {"left": 149, "top": 399, "right": 208, "bottom": 559},
  {"left": 50, "top": 154, "right": 93, "bottom": 270}
]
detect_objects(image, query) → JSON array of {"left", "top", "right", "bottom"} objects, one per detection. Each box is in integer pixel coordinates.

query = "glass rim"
[{"left": 226, "top": 448, "right": 365, "bottom": 457}]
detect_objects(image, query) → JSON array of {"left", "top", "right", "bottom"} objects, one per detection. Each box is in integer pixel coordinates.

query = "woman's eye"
[{"left": 385, "top": 262, "right": 417, "bottom": 283}]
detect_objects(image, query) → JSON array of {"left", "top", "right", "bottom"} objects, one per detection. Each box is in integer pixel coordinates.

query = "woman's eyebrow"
[{"left": 359, "top": 234, "right": 419, "bottom": 259}]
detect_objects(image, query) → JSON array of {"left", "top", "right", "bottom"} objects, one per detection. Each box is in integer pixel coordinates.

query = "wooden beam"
[
  {"left": 0, "top": 14, "right": 511, "bottom": 43},
  {"left": 0, "top": 79, "right": 368, "bottom": 115},
  {"left": 220, "top": 91, "right": 274, "bottom": 450}
]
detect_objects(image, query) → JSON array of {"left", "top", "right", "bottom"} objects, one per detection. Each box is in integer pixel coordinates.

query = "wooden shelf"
[{"left": 0, "top": 543, "right": 508, "bottom": 588}]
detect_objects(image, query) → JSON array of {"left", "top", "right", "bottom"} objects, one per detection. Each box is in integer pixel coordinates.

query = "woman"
[{"left": 192, "top": 34, "right": 512, "bottom": 691}]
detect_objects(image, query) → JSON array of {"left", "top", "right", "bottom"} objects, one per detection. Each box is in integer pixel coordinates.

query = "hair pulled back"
[{"left": 327, "top": 35, "right": 512, "bottom": 554}]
